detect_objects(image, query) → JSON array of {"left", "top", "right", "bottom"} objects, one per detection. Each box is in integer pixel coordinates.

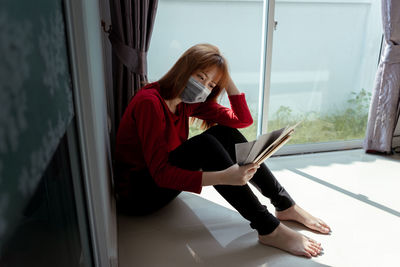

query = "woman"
[{"left": 114, "top": 43, "right": 331, "bottom": 258}]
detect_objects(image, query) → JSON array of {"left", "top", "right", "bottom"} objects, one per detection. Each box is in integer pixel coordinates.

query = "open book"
[{"left": 235, "top": 122, "right": 301, "bottom": 166}]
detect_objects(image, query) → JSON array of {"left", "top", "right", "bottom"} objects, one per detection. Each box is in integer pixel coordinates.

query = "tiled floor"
[{"left": 118, "top": 149, "right": 400, "bottom": 267}]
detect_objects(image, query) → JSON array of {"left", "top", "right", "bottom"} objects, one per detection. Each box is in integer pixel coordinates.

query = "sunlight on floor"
[{"left": 118, "top": 149, "right": 400, "bottom": 267}]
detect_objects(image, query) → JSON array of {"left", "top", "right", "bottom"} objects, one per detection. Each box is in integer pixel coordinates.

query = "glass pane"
[
  {"left": 0, "top": 130, "right": 93, "bottom": 267},
  {"left": 267, "top": 0, "right": 382, "bottom": 145},
  {"left": 148, "top": 0, "right": 266, "bottom": 141}
]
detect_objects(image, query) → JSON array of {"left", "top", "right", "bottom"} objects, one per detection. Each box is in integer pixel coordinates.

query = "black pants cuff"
[
  {"left": 249, "top": 208, "right": 281, "bottom": 235},
  {"left": 272, "top": 188, "right": 296, "bottom": 212}
]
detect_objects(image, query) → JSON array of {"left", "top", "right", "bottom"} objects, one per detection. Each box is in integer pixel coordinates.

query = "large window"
[
  {"left": 148, "top": 0, "right": 266, "bottom": 141},
  {"left": 148, "top": 0, "right": 383, "bottom": 152},
  {"left": 267, "top": 0, "right": 382, "bottom": 152}
]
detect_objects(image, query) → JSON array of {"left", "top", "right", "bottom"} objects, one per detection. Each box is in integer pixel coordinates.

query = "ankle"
[{"left": 259, "top": 223, "right": 282, "bottom": 238}]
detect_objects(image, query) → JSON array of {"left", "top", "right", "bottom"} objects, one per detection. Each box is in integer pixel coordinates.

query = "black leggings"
[{"left": 117, "top": 125, "right": 295, "bottom": 235}]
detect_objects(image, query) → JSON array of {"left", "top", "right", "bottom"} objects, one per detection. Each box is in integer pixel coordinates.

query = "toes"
[
  {"left": 319, "top": 219, "right": 329, "bottom": 226},
  {"left": 305, "top": 247, "right": 318, "bottom": 257},
  {"left": 319, "top": 221, "right": 331, "bottom": 230},
  {"left": 310, "top": 243, "right": 323, "bottom": 253},
  {"left": 306, "top": 237, "right": 321, "bottom": 246},
  {"left": 303, "top": 250, "right": 312, "bottom": 258},
  {"left": 321, "top": 223, "right": 331, "bottom": 233},
  {"left": 312, "top": 222, "right": 330, "bottom": 234},
  {"left": 307, "top": 243, "right": 322, "bottom": 257},
  {"left": 301, "top": 237, "right": 322, "bottom": 257},
  {"left": 317, "top": 219, "right": 331, "bottom": 232},
  {"left": 318, "top": 224, "right": 330, "bottom": 233}
]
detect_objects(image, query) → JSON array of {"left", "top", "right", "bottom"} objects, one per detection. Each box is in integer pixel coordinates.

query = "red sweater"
[{"left": 115, "top": 82, "right": 253, "bottom": 195}]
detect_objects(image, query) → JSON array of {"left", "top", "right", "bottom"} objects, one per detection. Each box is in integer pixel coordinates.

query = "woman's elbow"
[
  {"left": 243, "top": 116, "right": 254, "bottom": 127},
  {"left": 237, "top": 117, "right": 253, "bottom": 128},
  {"left": 248, "top": 116, "right": 254, "bottom": 126}
]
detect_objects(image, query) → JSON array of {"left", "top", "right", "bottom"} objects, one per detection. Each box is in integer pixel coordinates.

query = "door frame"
[
  {"left": 259, "top": 0, "right": 366, "bottom": 156},
  {"left": 63, "top": 0, "right": 118, "bottom": 266}
]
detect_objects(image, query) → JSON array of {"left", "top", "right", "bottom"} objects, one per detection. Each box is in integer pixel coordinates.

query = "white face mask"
[{"left": 180, "top": 76, "right": 211, "bottom": 103}]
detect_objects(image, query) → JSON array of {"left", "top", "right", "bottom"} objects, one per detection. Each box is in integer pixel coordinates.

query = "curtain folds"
[
  {"left": 108, "top": 0, "right": 158, "bottom": 137},
  {"left": 364, "top": 0, "right": 400, "bottom": 153}
]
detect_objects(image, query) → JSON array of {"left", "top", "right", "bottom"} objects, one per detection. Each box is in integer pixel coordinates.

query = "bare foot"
[
  {"left": 259, "top": 223, "right": 323, "bottom": 258},
  {"left": 276, "top": 205, "right": 331, "bottom": 234}
]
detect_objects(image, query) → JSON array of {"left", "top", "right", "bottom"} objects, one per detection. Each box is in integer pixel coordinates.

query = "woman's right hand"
[
  {"left": 225, "top": 73, "right": 241, "bottom": 96},
  {"left": 222, "top": 163, "right": 259, "bottom": 186}
]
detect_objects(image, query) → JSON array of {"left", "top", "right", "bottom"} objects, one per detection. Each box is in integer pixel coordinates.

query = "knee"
[
  {"left": 208, "top": 125, "right": 247, "bottom": 142},
  {"left": 182, "top": 132, "right": 225, "bottom": 154},
  {"left": 192, "top": 133, "right": 234, "bottom": 169},
  {"left": 170, "top": 133, "right": 230, "bottom": 169},
  {"left": 195, "top": 133, "right": 224, "bottom": 150}
]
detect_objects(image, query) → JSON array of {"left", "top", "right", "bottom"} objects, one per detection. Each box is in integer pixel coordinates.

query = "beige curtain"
[{"left": 364, "top": 0, "right": 400, "bottom": 153}]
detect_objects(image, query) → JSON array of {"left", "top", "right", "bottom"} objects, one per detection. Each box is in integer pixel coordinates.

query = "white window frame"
[
  {"left": 258, "top": 0, "right": 376, "bottom": 156},
  {"left": 64, "top": 0, "right": 118, "bottom": 266}
]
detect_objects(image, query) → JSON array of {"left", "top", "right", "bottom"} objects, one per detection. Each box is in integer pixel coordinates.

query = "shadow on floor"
[
  {"left": 118, "top": 193, "right": 331, "bottom": 267},
  {"left": 288, "top": 168, "right": 400, "bottom": 218}
]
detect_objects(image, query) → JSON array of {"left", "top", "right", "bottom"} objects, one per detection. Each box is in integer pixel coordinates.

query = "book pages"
[
  {"left": 235, "top": 140, "right": 256, "bottom": 165},
  {"left": 244, "top": 127, "right": 286, "bottom": 164},
  {"left": 255, "top": 134, "right": 292, "bottom": 165},
  {"left": 235, "top": 121, "right": 301, "bottom": 166},
  {"left": 252, "top": 127, "right": 294, "bottom": 164}
]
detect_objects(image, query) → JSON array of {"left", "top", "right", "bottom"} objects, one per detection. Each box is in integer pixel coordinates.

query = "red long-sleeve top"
[{"left": 115, "top": 82, "right": 253, "bottom": 196}]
